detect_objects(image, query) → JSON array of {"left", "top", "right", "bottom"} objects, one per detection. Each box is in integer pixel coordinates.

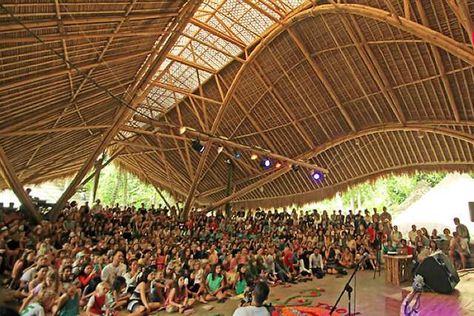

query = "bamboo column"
[
  {"left": 224, "top": 159, "right": 234, "bottom": 218},
  {"left": 91, "top": 156, "right": 104, "bottom": 203},
  {"left": 0, "top": 146, "right": 41, "bottom": 224}
]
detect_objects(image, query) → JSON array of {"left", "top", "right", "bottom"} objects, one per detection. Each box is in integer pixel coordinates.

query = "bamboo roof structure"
[{"left": 1, "top": 1, "right": 474, "bottom": 213}]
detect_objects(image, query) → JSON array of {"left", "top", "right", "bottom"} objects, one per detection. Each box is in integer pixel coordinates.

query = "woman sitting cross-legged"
[
  {"left": 186, "top": 261, "right": 207, "bottom": 303},
  {"left": 339, "top": 247, "right": 355, "bottom": 269},
  {"left": 165, "top": 275, "right": 194, "bottom": 314},
  {"left": 205, "top": 264, "right": 228, "bottom": 302},
  {"left": 127, "top": 269, "right": 162, "bottom": 316}
]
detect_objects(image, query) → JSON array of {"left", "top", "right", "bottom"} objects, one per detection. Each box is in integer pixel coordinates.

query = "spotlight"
[
  {"left": 217, "top": 146, "right": 224, "bottom": 154},
  {"left": 191, "top": 139, "right": 205, "bottom": 153},
  {"left": 224, "top": 158, "right": 232, "bottom": 165},
  {"left": 275, "top": 162, "right": 282, "bottom": 168},
  {"left": 291, "top": 164, "right": 300, "bottom": 172},
  {"left": 179, "top": 127, "right": 187, "bottom": 135},
  {"left": 311, "top": 170, "right": 324, "bottom": 181},
  {"left": 251, "top": 154, "right": 258, "bottom": 160},
  {"left": 234, "top": 150, "right": 242, "bottom": 159},
  {"left": 260, "top": 158, "right": 271, "bottom": 169}
]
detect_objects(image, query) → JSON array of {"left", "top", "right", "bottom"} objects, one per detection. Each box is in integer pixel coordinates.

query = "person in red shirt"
[
  {"left": 78, "top": 265, "right": 98, "bottom": 289},
  {"left": 283, "top": 247, "right": 295, "bottom": 273},
  {"left": 399, "top": 239, "right": 414, "bottom": 256},
  {"left": 367, "top": 223, "right": 376, "bottom": 244},
  {"left": 86, "top": 281, "right": 110, "bottom": 316},
  {"left": 209, "top": 221, "right": 218, "bottom": 232}
]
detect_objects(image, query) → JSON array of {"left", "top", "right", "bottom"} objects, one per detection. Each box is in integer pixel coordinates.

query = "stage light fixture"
[
  {"left": 224, "top": 158, "right": 232, "bottom": 165},
  {"left": 291, "top": 164, "right": 300, "bottom": 172},
  {"left": 275, "top": 162, "right": 282, "bottom": 168},
  {"left": 179, "top": 127, "right": 187, "bottom": 135},
  {"left": 191, "top": 139, "right": 205, "bottom": 153},
  {"left": 251, "top": 154, "right": 258, "bottom": 160},
  {"left": 311, "top": 170, "right": 324, "bottom": 181},
  {"left": 260, "top": 158, "right": 272, "bottom": 169},
  {"left": 217, "top": 146, "right": 224, "bottom": 154},
  {"left": 234, "top": 150, "right": 242, "bottom": 159}
]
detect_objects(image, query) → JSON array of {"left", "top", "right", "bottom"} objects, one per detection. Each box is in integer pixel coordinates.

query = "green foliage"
[
  {"left": 305, "top": 171, "right": 447, "bottom": 211},
  {"left": 82, "top": 164, "right": 174, "bottom": 208},
  {"left": 414, "top": 172, "right": 446, "bottom": 187}
]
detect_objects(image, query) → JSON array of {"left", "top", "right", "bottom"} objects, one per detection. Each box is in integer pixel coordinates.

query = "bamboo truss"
[{"left": 1, "top": 1, "right": 474, "bottom": 219}]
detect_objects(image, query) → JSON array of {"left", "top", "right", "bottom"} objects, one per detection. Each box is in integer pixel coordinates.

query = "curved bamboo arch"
[
  {"left": 213, "top": 3, "right": 474, "bottom": 135},
  {"left": 305, "top": 124, "right": 474, "bottom": 160},
  {"left": 184, "top": 3, "right": 474, "bottom": 216},
  {"left": 232, "top": 162, "right": 474, "bottom": 209},
  {"left": 201, "top": 123, "right": 474, "bottom": 211}
]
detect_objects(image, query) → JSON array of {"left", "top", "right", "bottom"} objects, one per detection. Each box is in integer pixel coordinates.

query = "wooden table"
[{"left": 384, "top": 255, "right": 413, "bottom": 286}]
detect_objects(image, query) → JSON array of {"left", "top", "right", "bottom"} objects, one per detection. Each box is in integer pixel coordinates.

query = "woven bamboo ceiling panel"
[{"left": 1, "top": 1, "right": 474, "bottom": 209}]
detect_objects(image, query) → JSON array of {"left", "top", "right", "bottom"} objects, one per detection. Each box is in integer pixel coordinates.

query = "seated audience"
[{"left": 0, "top": 200, "right": 471, "bottom": 316}]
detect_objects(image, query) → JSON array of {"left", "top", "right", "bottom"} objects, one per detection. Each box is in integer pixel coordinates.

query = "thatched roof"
[{"left": 1, "top": 1, "right": 474, "bottom": 211}]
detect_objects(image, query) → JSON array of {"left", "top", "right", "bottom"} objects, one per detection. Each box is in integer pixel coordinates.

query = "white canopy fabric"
[{"left": 393, "top": 173, "right": 474, "bottom": 236}]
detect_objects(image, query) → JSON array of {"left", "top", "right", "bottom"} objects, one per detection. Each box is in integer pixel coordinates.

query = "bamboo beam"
[
  {"left": 287, "top": 29, "right": 357, "bottom": 131},
  {"left": 142, "top": 135, "right": 192, "bottom": 188},
  {"left": 80, "top": 150, "right": 122, "bottom": 187},
  {"left": 201, "top": 166, "right": 291, "bottom": 213},
  {"left": 166, "top": 54, "right": 217, "bottom": 74},
  {"left": 117, "top": 159, "right": 190, "bottom": 199},
  {"left": 0, "top": 81, "right": 132, "bottom": 133},
  {"left": 122, "top": 124, "right": 327, "bottom": 172},
  {"left": 176, "top": 104, "right": 195, "bottom": 179},
  {"left": 180, "top": 32, "right": 246, "bottom": 63},
  {"left": 0, "top": 125, "right": 111, "bottom": 137},
  {"left": 152, "top": 82, "right": 222, "bottom": 105},
  {"left": 0, "top": 12, "right": 179, "bottom": 32},
  {"left": 149, "top": 1, "right": 474, "bottom": 133},
  {"left": 66, "top": 0, "right": 140, "bottom": 115},
  {"left": 403, "top": 0, "right": 411, "bottom": 20},
  {"left": 198, "top": 123, "right": 474, "bottom": 206},
  {"left": 446, "top": 0, "right": 474, "bottom": 47},
  {"left": 180, "top": 128, "right": 328, "bottom": 172},
  {"left": 0, "top": 51, "right": 149, "bottom": 93},
  {"left": 190, "top": 18, "right": 246, "bottom": 48},
  {"left": 127, "top": 150, "right": 172, "bottom": 210},
  {"left": 415, "top": 0, "right": 461, "bottom": 122},
  {"left": 253, "top": 62, "right": 328, "bottom": 142},
  {"left": 0, "top": 31, "right": 166, "bottom": 43},
  {"left": 199, "top": 74, "right": 279, "bottom": 182},
  {"left": 241, "top": 0, "right": 280, "bottom": 22},
  {"left": 0, "top": 146, "right": 41, "bottom": 224},
  {"left": 50, "top": 1, "right": 203, "bottom": 219},
  {"left": 182, "top": 144, "right": 225, "bottom": 218},
  {"left": 91, "top": 156, "right": 104, "bottom": 203},
  {"left": 230, "top": 162, "right": 474, "bottom": 208},
  {"left": 318, "top": 4, "right": 474, "bottom": 66},
  {"left": 342, "top": 15, "right": 406, "bottom": 123},
  {"left": 382, "top": 0, "right": 402, "bottom": 23}
]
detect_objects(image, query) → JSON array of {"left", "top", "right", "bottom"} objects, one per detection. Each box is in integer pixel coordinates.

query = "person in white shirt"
[
  {"left": 233, "top": 282, "right": 270, "bottom": 316},
  {"left": 309, "top": 248, "right": 325, "bottom": 278},
  {"left": 101, "top": 250, "right": 126, "bottom": 285},
  {"left": 390, "top": 225, "right": 403, "bottom": 246},
  {"left": 408, "top": 225, "right": 418, "bottom": 245}
]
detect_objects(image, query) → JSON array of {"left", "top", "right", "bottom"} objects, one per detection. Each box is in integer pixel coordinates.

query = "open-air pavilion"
[{"left": 0, "top": 0, "right": 473, "bottom": 223}]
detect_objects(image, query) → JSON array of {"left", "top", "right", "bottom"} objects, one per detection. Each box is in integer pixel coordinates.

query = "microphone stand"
[{"left": 329, "top": 254, "right": 367, "bottom": 315}]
